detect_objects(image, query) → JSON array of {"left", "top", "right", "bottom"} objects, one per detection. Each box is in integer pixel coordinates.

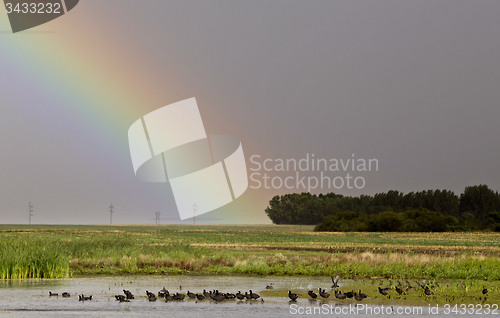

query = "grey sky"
[{"left": 0, "top": 1, "right": 499, "bottom": 224}]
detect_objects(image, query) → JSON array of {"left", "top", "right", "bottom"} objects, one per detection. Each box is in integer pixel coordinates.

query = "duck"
[
  {"left": 331, "top": 275, "right": 340, "bottom": 288},
  {"left": 266, "top": 283, "right": 274, "bottom": 289},
  {"left": 378, "top": 287, "right": 390, "bottom": 296},
  {"left": 249, "top": 290, "right": 260, "bottom": 300},
  {"left": 288, "top": 290, "right": 299, "bottom": 301},
  {"left": 308, "top": 290, "right": 317, "bottom": 299},
  {"left": 187, "top": 291, "right": 196, "bottom": 299},
  {"left": 318, "top": 288, "right": 330, "bottom": 299},
  {"left": 62, "top": 292, "right": 70, "bottom": 298},
  {"left": 49, "top": 292, "right": 58, "bottom": 297}
]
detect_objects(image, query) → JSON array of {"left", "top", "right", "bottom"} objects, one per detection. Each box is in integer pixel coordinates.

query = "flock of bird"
[
  {"left": 48, "top": 276, "right": 491, "bottom": 303},
  {"left": 48, "top": 288, "right": 263, "bottom": 303}
]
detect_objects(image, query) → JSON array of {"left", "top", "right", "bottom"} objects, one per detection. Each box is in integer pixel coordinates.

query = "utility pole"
[
  {"left": 29, "top": 202, "right": 33, "bottom": 225},
  {"left": 155, "top": 211, "right": 161, "bottom": 225},
  {"left": 109, "top": 204, "right": 114, "bottom": 224},
  {"left": 193, "top": 203, "right": 197, "bottom": 225}
]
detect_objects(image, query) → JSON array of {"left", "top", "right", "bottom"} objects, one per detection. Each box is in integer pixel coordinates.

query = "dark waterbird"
[
  {"left": 345, "top": 291, "right": 354, "bottom": 299},
  {"left": 146, "top": 291, "right": 155, "bottom": 298},
  {"left": 196, "top": 294, "right": 205, "bottom": 300},
  {"left": 49, "top": 292, "right": 58, "bottom": 297},
  {"left": 334, "top": 291, "right": 347, "bottom": 300},
  {"left": 424, "top": 287, "right": 433, "bottom": 296},
  {"left": 164, "top": 293, "right": 174, "bottom": 301},
  {"left": 187, "top": 291, "right": 196, "bottom": 299},
  {"left": 203, "top": 289, "right": 211, "bottom": 298},
  {"left": 483, "top": 288, "right": 488, "bottom": 295},
  {"left": 331, "top": 275, "right": 340, "bottom": 288},
  {"left": 226, "top": 292, "right": 236, "bottom": 299},
  {"left": 123, "top": 290, "right": 134, "bottom": 299},
  {"left": 395, "top": 286, "right": 404, "bottom": 295},
  {"left": 62, "top": 292, "right": 70, "bottom": 298},
  {"left": 288, "top": 291, "right": 299, "bottom": 301},
  {"left": 148, "top": 294, "right": 157, "bottom": 301},
  {"left": 318, "top": 288, "right": 330, "bottom": 299},
  {"left": 236, "top": 291, "right": 245, "bottom": 300},
  {"left": 173, "top": 293, "right": 185, "bottom": 301},
  {"left": 79, "top": 294, "right": 92, "bottom": 301},
  {"left": 115, "top": 295, "right": 125, "bottom": 301},
  {"left": 249, "top": 290, "right": 260, "bottom": 300},
  {"left": 354, "top": 292, "right": 364, "bottom": 301},
  {"left": 308, "top": 290, "right": 317, "bottom": 299},
  {"left": 358, "top": 290, "right": 368, "bottom": 298},
  {"left": 378, "top": 287, "right": 390, "bottom": 296}
]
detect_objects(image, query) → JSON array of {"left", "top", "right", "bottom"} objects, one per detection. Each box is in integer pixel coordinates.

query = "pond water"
[{"left": 0, "top": 276, "right": 483, "bottom": 317}]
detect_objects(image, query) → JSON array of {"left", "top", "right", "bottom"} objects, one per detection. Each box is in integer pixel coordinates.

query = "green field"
[{"left": 1, "top": 224, "right": 499, "bottom": 281}]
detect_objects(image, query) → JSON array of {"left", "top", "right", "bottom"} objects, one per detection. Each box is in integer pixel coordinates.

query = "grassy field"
[{"left": 0, "top": 224, "right": 499, "bottom": 281}]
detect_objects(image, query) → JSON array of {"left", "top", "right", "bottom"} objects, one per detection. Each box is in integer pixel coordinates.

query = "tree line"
[{"left": 264, "top": 185, "right": 500, "bottom": 232}]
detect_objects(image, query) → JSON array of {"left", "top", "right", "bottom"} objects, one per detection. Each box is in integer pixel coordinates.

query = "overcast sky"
[{"left": 0, "top": 1, "right": 499, "bottom": 224}]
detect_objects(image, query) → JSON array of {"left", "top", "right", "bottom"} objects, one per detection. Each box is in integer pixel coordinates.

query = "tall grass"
[{"left": 0, "top": 237, "right": 70, "bottom": 279}]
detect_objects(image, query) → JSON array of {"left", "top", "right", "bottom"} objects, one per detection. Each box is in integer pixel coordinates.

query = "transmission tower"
[
  {"left": 193, "top": 203, "right": 197, "bottom": 225},
  {"left": 29, "top": 202, "right": 33, "bottom": 225},
  {"left": 109, "top": 204, "right": 114, "bottom": 224}
]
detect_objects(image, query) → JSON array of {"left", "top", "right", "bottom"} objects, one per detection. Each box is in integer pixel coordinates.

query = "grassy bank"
[{"left": 0, "top": 225, "right": 499, "bottom": 280}]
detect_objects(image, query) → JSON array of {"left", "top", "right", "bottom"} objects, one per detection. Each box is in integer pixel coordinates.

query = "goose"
[
  {"left": 345, "top": 291, "right": 354, "bottom": 299},
  {"left": 49, "top": 292, "right": 58, "bottom": 297},
  {"left": 244, "top": 292, "right": 251, "bottom": 300},
  {"left": 115, "top": 295, "right": 126, "bottom": 301},
  {"left": 203, "top": 289, "right": 210, "bottom": 298},
  {"left": 148, "top": 294, "right": 157, "bottom": 301},
  {"left": 288, "top": 291, "right": 299, "bottom": 301},
  {"left": 334, "top": 291, "right": 346, "bottom": 300},
  {"left": 266, "top": 283, "right": 274, "bottom": 289},
  {"left": 226, "top": 292, "right": 236, "bottom": 299},
  {"left": 424, "top": 287, "right": 433, "bottom": 296},
  {"left": 249, "top": 290, "right": 260, "bottom": 300},
  {"left": 308, "top": 290, "right": 317, "bottom": 299},
  {"left": 331, "top": 275, "right": 340, "bottom": 288},
  {"left": 146, "top": 291, "right": 155, "bottom": 298},
  {"left": 318, "top": 288, "right": 330, "bottom": 299},
  {"left": 483, "top": 288, "right": 488, "bottom": 295},
  {"left": 165, "top": 293, "right": 174, "bottom": 301},
  {"left": 354, "top": 292, "right": 363, "bottom": 301},
  {"left": 62, "top": 292, "right": 70, "bottom": 298},
  {"left": 196, "top": 294, "right": 205, "bottom": 300},
  {"left": 378, "top": 287, "right": 390, "bottom": 296},
  {"left": 236, "top": 291, "right": 245, "bottom": 300},
  {"left": 187, "top": 291, "right": 196, "bottom": 299}
]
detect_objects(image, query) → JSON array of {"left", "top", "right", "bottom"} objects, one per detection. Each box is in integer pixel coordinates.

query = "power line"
[{"left": 109, "top": 203, "right": 114, "bottom": 224}]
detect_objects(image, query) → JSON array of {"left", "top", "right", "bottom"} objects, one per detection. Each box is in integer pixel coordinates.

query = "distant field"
[{"left": 1, "top": 224, "right": 499, "bottom": 281}]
